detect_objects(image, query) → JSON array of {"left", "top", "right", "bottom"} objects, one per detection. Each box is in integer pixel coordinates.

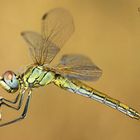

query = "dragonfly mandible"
[{"left": 0, "top": 8, "right": 139, "bottom": 127}]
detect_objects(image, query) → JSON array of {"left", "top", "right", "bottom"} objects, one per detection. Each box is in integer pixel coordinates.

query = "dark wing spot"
[{"left": 42, "top": 13, "right": 48, "bottom": 20}]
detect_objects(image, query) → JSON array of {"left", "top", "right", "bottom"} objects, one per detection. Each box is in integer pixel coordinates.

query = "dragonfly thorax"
[{"left": 22, "top": 66, "right": 55, "bottom": 88}]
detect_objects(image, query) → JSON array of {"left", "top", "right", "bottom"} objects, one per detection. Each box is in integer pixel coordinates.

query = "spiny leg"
[
  {"left": 1, "top": 88, "right": 26, "bottom": 104},
  {"left": 0, "top": 89, "right": 26, "bottom": 111},
  {"left": 3, "top": 92, "right": 23, "bottom": 104},
  {"left": 0, "top": 89, "right": 32, "bottom": 127},
  {"left": 0, "top": 89, "right": 26, "bottom": 121}
]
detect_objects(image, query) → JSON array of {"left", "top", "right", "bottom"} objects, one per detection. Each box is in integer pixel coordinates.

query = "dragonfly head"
[{"left": 0, "top": 71, "right": 19, "bottom": 93}]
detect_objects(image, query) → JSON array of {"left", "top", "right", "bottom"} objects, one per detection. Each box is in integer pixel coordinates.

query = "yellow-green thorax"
[{"left": 22, "top": 65, "right": 55, "bottom": 88}]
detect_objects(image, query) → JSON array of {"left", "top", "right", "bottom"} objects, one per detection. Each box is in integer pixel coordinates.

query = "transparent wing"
[
  {"left": 41, "top": 8, "right": 74, "bottom": 64},
  {"left": 21, "top": 8, "right": 74, "bottom": 65},
  {"left": 54, "top": 54, "right": 102, "bottom": 81},
  {"left": 21, "top": 31, "right": 43, "bottom": 64},
  {"left": 21, "top": 31, "right": 59, "bottom": 65}
]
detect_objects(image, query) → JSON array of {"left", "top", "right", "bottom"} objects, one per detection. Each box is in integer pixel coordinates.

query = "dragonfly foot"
[
  {"left": 0, "top": 96, "right": 3, "bottom": 103},
  {"left": 0, "top": 111, "right": 2, "bottom": 121},
  {"left": 0, "top": 97, "right": 4, "bottom": 121}
]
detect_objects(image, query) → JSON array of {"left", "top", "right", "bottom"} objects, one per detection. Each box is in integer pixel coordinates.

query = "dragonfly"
[{"left": 0, "top": 8, "right": 139, "bottom": 127}]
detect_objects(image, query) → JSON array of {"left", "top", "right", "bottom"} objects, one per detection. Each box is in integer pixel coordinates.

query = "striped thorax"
[{"left": 22, "top": 66, "right": 55, "bottom": 88}]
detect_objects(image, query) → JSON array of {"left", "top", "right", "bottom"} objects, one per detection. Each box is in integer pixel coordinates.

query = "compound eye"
[{"left": 3, "top": 71, "right": 19, "bottom": 89}]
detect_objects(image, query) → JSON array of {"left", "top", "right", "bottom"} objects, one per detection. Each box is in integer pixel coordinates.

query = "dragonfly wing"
[
  {"left": 41, "top": 8, "right": 75, "bottom": 64},
  {"left": 21, "top": 8, "right": 74, "bottom": 65},
  {"left": 21, "top": 31, "right": 59, "bottom": 65},
  {"left": 54, "top": 54, "right": 102, "bottom": 81},
  {"left": 21, "top": 31, "right": 43, "bottom": 64}
]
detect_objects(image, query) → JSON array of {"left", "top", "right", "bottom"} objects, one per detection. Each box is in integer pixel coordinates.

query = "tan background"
[{"left": 0, "top": 0, "right": 140, "bottom": 140}]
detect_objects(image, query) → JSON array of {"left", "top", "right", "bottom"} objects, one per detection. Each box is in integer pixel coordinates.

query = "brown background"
[{"left": 0, "top": 0, "right": 140, "bottom": 140}]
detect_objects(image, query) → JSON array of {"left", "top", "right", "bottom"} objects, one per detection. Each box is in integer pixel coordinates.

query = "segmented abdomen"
[{"left": 53, "top": 75, "right": 140, "bottom": 120}]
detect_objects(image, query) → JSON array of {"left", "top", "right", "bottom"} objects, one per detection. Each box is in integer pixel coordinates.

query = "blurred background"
[{"left": 0, "top": 0, "right": 140, "bottom": 140}]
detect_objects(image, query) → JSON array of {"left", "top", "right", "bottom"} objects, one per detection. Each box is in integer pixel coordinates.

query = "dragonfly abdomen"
[{"left": 53, "top": 75, "right": 140, "bottom": 120}]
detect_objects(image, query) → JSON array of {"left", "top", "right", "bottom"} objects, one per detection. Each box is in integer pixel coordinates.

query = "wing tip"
[
  {"left": 20, "top": 32, "right": 25, "bottom": 36},
  {"left": 42, "top": 13, "right": 48, "bottom": 20}
]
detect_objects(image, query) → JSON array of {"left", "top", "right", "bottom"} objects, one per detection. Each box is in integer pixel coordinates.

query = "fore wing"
[
  {"left": 21, "top": 8, "right": 74, "bottom": 65},
  {"left": 54, "top": 54, "right": 102, "bottom": 81}
]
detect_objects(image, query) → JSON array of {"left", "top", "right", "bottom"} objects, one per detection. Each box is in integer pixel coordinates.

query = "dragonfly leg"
[
  {"left": 0, "top": 97, "right": 3, "bottom": 120},
  {"left": 0, "top": 89, "right": 32, "bottom": 127},
  {"left": 3, "top": 92, "right": 23, "bottom": 104},
  {"left": 0, "top": 89, "right": 26, "bottom": 110}
]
